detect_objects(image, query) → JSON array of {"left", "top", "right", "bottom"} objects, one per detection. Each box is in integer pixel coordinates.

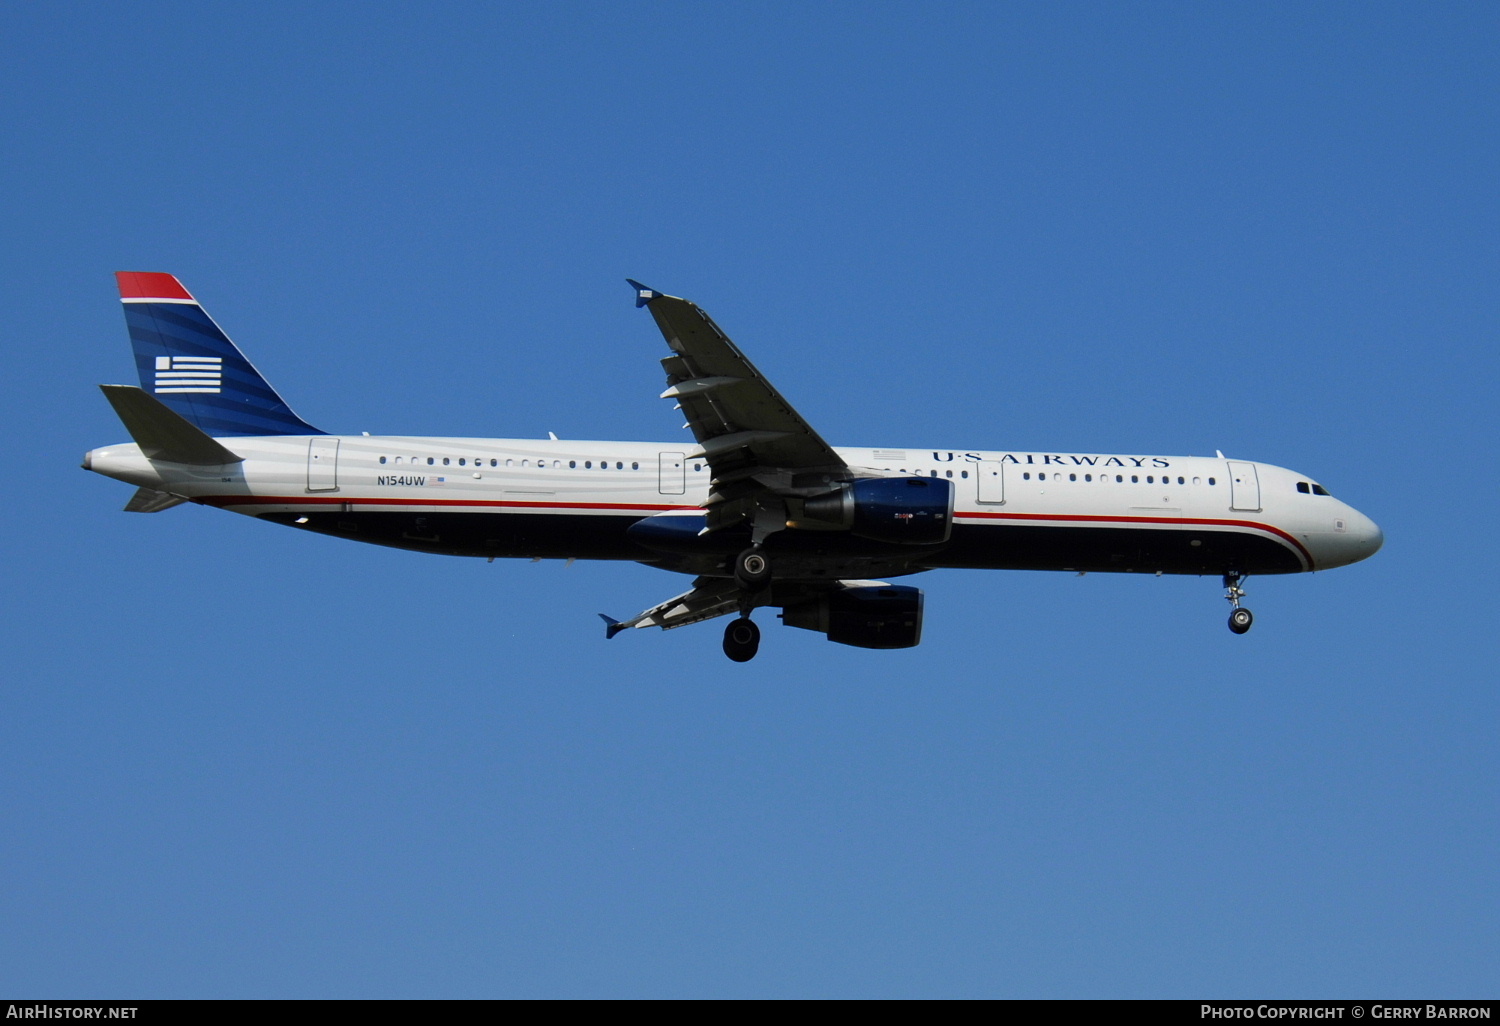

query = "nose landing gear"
[
  {"left": 723, "top": 616, "right": 761, "bottom": 662},
  {"left": 1224, "top": 572, "right": 1254, "bottom": 634}
]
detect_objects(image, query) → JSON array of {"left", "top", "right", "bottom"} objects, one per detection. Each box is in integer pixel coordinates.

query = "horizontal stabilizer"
[
  {"left": 123, "top": 487, "right": 188, "bottom": 513},
  {"left": 99, "top": 385, "right": 245, "bottom": 466}
]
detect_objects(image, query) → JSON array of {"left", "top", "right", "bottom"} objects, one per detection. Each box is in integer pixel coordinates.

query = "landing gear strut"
[
  {"left": 734, "top": 546, "right": 771, "bottom": 591},
  {"left": 723, "top": 616, "right": 761, "bottom": 662},
  {"left": 1224, "top": 572, "right": 1254, "bottom": 634}
]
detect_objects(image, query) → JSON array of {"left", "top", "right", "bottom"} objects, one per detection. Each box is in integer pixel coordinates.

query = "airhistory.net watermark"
[{"left": 5, "top": 1007, "right": 137, "bottom": 1019}]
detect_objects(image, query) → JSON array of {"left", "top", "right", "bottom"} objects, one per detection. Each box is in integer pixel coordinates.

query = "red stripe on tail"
[{"left": 115, "top": 272, "right": 194, "bottom": 301}]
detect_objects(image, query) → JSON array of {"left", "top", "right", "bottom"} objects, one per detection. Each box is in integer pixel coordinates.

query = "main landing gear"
[
  {"left": 734, "top": 546, "right": 772, "bottom": 591},
  {"left": 723, "top": 616, "right": 761, "bottom": 662},
  {"left": 1224, "top": 572, "right": 1254, "bottom": 634},
  {"left": 723, "top": 545, "right": 771, "bottom": 660}
]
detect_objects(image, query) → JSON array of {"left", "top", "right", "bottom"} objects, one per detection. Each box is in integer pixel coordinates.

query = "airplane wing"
[
  {"left": 601, "top": 576, "right": 744, "bottom": 636},
  {"left": 601, "top": 576, "right": 901, "bottom": 639},
  {"left": 628, "top": 281, "right": 847, "bottom": 534}
]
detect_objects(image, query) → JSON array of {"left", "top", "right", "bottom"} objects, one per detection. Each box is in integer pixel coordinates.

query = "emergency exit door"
[
  {"left": 658, "top": 452, "right": 686, "bottom": 495},
  {"left": 976, "top": 461, "right": 1005, "bottom": 504},
  {"left": 307, "top": 437, "right": 340, "bottom": 492}
]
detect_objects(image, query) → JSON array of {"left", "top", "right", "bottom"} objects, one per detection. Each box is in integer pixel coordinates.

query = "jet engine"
[
  {"left": 781, "top": 583, "right": 924, "bottom": 649},
  {"left": 799, "top": 477, "right": 954, "bottom": 545}
]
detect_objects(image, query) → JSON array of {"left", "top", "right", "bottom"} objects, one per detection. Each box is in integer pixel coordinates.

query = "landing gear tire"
[
  {"left": 723, "top": 617, "right": 761, "bottom": 662},
  {"left": 1228, "top": 607, "right": 1254, "bottom": 634},
  {"left": 734, "top": 547, "right": 771, "bottom": 591}
]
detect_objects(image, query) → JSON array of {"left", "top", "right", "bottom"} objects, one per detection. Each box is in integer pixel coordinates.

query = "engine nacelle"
[
  {"left": 800, "top": 477, "right": 954, "bottom": 545},
  {"left": 781, "top": 583, "right": 924, "bottom": 649}
]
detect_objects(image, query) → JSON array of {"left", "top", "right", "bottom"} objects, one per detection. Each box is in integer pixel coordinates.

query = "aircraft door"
[
  {"left": 1227, "top": 461, "right": 1260, "bottom": 512},
  {"left": 307, "top": 437, "right": 340, "bottom": 492},
  {"left": 658, "top": 451, "right": 685, "bottom": 495},
  {"left": 976, "top": 461, "right": 1005, "bottom": 504}
]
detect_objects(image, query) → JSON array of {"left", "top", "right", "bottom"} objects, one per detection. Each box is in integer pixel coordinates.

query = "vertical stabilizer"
[{"left": 115, "top": 272, "right": 324, "bottom": 436}]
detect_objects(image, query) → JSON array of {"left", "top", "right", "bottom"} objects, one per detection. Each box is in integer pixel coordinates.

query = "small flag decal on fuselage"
[{"left": 154, "top": 355, "right": 222, "bottom": 394}]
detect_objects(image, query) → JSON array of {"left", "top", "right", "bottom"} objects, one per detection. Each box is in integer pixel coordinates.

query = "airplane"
[{"left": 84, "top": 272, "right": 1383, "bottom": 661}]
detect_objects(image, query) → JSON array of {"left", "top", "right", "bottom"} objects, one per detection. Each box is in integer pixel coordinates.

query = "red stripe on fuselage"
[
  {"left": 197, "top": 495, "right": 700, "bottom": 513},
  {"left": 194, "top": 496, "right": 1314, "bottom": 570}
]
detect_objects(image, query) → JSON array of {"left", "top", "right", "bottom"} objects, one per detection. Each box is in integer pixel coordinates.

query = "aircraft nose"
[
  {"left": 1354, "top": 512, "right": 1384, "bottom": 560},
  {"left": 1307, "top": 506, "right": 1383, "bottom": 570}
]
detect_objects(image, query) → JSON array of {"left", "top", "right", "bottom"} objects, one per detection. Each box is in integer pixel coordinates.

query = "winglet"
[
  {"left": 625, "top": 279, "right": 657, "bottom": 308},
  {"left": 598, "top": 613, "right": 628, "bottom": 639}
]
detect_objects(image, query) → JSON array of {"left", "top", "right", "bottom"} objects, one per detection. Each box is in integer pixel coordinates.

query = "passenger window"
[
  {"left": 961, "top": 470, "right": 968, "bottom": 478},
  {"left": 1131, "top": 475, "right": 1139, "bottom": 483},
  {"left": 569, "top": 461, "right": 576, "bottom": 468},
  {"left": 443, "top": 457, "right": 450, "bottom": 466},
  {"left": 1069, "top": 473, "right": 1076, "bottom": 482},
  {"left": 1192, "top": 476, "right": 1201, "bottom": 485},
  {"left": 632, "top": 462, "right": 639, "bottom": 470},
  {"left": 1178, "top": 477, "right": 1185, "bottom": 485},
  {"left": 1208, "top": 477, "right": 1216, "bottom": 485},
  {"left": 458, "top": 458, "right": 465, "bottom": 466},
  {"left": 427, "top": 457, "right": 435, "bottom": 465},
  {"left": 617, "top": 461, "right": 624, "bottom": 469}
]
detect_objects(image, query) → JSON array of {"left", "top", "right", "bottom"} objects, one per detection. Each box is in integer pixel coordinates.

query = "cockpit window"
[
  {"left": 1297, "top": 481, "right": 1311, "bottom": 494},
  {"left": 1311, "top": 483, "right": 1330, "bottom": 496}
]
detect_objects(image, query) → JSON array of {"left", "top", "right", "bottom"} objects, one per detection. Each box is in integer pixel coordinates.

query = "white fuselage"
[{"left": 85, "top": 435, "right": 1384, "bottom": 575}]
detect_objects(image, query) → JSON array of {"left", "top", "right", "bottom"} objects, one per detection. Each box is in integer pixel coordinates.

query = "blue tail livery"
[{"left": 116, "top": 272, "right": 323, "bottom": 436}]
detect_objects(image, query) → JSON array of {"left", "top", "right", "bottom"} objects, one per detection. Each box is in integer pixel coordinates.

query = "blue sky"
[{"left": 3, "top": 1, "right": 1496, "bottom": 998}]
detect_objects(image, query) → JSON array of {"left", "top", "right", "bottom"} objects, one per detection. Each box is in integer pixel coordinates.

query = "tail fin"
[{"left": 115, "top": 272, "right": 324, "bottom": 436}]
